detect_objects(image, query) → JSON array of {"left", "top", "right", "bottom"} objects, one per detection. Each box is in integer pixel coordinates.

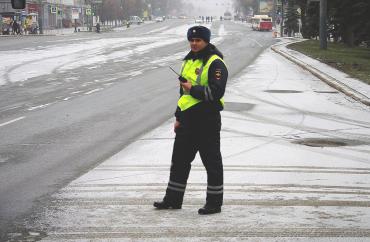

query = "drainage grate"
[
  {"left": 224, "top": 102, "right": 256, "bottom": 112},
  {"left": 292, "top": 138, "right": 365, "bottom": 147},
  {"left": 264, "top": 90, "right": 303, "bottom": 93}
]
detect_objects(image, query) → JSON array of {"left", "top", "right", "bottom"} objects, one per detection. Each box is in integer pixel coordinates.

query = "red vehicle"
[{"left": 251, "top": 15, "right": 272, "bottom": 31}]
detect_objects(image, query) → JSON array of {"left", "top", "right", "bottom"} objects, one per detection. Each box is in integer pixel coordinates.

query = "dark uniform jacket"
[{"left": 175, "top": 43, "right": 228, "bottom": 122}]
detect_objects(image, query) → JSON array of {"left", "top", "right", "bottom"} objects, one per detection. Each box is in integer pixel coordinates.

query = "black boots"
[
  {"left": 198, "top": 204, "right": 221, "bottom": 215},
  {"left": 153, "top": 200, "right": 182, "bottom": 209},
  {"left": 153, "top": 201, "right": 222, "bottom": 215}
]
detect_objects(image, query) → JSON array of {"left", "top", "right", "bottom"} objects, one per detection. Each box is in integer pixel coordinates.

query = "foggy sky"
[{"left": 187, "top": 0, "right": 234, "bottom": 17}]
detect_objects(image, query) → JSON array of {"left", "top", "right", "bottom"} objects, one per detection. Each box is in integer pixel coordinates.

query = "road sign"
[
  {"left": 51, "top": 6, "right": 57, "bottom": 14},
  {"left": 72, "top": 8, "right": 79, "bottom": 19},
  {"left": 86, "top": 8, "right": 92, "bottom": 16}
]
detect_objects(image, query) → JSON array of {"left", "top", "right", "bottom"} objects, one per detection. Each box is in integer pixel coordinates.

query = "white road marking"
[
  {"left": 0, "top": 116, "right": 25, "bottom": 128},
  {"left": 86, "top": 66, "right": 98, "bottom": 70},
  {"left": 84, "top": 88, "right": 103, "bottom": 95},
  {"left": 99, "top": 77, "right": 118, "bottom": 82},
  {"left": 0, "top": 105, "right": 21, "bottom": 112},
  {"left": 128, "top": 70, "right": 143, "bottom": 77},
  {"left": 27, "top": 102, "right": 54, "bottom": 111},
  {"left": 81, "top": 82, "right": 94, "bottom": 87},
  {"left": 65, "top": 77, "right": 79, "bottom": 81}
]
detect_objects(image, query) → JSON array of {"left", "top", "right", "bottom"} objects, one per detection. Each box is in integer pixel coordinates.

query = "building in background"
[
  {"left": 259, "top": 0, "right": 274, "bottom": 15},
  {"left": 0, "top": 0, "right": 89, "bottom": 34}
]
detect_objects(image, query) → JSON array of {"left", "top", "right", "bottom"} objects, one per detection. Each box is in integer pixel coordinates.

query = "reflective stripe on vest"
[{"left": 178, "top": 54, "right": 225, "bottom": 111}]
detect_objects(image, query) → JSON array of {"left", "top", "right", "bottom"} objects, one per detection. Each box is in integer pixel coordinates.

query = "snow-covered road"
[
  {"left": 15, "top": 46, "right": 370, "bottom": 241},
  {"left": 0, "top": 20, "right": 278, "bottom": 239}
]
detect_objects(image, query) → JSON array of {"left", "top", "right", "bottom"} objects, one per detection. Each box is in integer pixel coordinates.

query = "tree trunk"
[{"left": 300, "top": 3, "right": 310, "bottom": 38}]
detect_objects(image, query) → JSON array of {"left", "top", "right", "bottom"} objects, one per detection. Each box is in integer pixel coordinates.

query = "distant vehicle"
[
  {"left": 155, "top": 16, "right": 164, "bottom": 22},
  {"left": 251, "top": 15, "right": 272, "bottom": 31},
  {"left": 129, "top": 16, "right": 143, "bottom": 25},
  {"left": 224, "top": 11, "right": 232, "bottom": 21},
  {"left": 195, "top": 17, "right": 203, "bottom": 24}
]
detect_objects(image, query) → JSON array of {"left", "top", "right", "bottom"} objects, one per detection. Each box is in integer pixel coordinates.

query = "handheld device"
[{"left": 169, "top": 66, "right": 187, "bottom": 83}]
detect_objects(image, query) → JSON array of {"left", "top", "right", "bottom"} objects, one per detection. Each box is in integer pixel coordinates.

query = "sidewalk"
[
  {"left": 11, "top": 42, "right": 370, "bottom": 241},
  {"left": 0, "top": 27, "right": 87, "bottom": 37},
  {"left": 0, "top": 22, "right": 155, "bottom": 37},
  {"left": 272, "top": 38, "right": 370, "bottom": 106}
]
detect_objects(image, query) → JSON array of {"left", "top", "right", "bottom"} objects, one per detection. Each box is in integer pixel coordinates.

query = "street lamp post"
[
  {"left": 319, "top": 0, "right": 327, "bottom": 49},
  {"left": 38, "top": 0, "right": 43, "bottom": 34},
  {"left": 280, "top": 0, "right": 284, "bottom": 37},
  {"left": 272, "top": 0, "right": 276, "bottom": 27},
  {"left": 148, "top": 4, "right": 151, "bottom": 20},
  {"left": 308, "top": 0, "right": 327, "bottom": 49}
]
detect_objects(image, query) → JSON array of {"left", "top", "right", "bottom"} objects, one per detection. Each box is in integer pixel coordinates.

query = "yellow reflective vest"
[{"left": 178, "top": 54, "right": 225, "bottom": 111}]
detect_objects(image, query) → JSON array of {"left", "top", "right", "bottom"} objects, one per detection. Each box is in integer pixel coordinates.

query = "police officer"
[{"left": 154, "top": 26, "right": 228, "bottom": 215}]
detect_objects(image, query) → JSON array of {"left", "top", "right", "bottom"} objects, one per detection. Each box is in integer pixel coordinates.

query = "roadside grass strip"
[{"left": 288, "top": 40, "right": 370, "bottom": 85}]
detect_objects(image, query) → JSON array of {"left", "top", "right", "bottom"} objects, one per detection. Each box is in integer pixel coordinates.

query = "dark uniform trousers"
[{"left": 164, "top": 110, "right": 223, "bottom": 207}]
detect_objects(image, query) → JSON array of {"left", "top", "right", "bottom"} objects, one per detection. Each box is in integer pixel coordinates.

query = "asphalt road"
[{"left": 0, "top": 19, "right": 276, "bottom": 236}]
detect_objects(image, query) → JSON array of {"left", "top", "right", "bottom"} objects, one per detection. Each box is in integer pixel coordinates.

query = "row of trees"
[
  {"left": 233, "top": 0, "right": 259, "bottom": 15},
  {"left": 234, "top": 0, "right": 370, "bottom": 47},
  {"left": 295, "top": 0, "right": 370, "bottom": 47},
  {"left": 100, "top": 0, "right": 186, "bottom": 24}
]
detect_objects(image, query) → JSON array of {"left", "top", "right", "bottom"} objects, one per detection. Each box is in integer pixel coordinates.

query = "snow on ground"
[
  {"left": 0, "top": 22, "right": 227, "bottom": 86},
  {"left": 23, "top": 48, "right": 370, "bottom": 241},
  {"left": 277, "top": 39, "right": 370, "bottom": 99},
  {"left": 0, "top": 36, "right": 186, "bottom": 85}
]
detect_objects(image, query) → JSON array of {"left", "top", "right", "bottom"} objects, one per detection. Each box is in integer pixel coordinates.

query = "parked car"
[
  {"left": 129, "top": 16, "right": 143, "bottom": 25},
  {"left": 224, "top": 11, "right": 232, "bottom": 21},
  {"left": 155, "top": 16, "right": 163, "bottom": 22}
]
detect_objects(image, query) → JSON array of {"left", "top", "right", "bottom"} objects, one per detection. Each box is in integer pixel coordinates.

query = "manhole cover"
[
  {"left": 314, "top": 91, "right": 339, "bottom": 94},
  {"left": 224, "top": 102, "right": 255, "bottom": 111},
  {"left": 292, "top": 138, "right": 365, "bottom": 147},
  {"left": 264, "top": 90, "right": 303, "bottom": 93}
]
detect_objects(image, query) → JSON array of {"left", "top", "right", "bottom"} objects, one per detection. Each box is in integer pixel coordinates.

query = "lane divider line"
[
  {"left": 0, "top": 116, "right": 26, "bottom": 128},
  {"left": 85, "top": 88, "right": 103, "bottom": 95}
]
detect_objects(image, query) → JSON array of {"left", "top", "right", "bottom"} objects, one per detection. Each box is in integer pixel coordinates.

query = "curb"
[
  {"left": 0, "top": 30, "right": 111, "bottom": 37},
  {"left": 271, "top": 42, "right": 370, "bottom": 107},
  {"left": 0, "top": 34, "right": 56, "bottom": 37}
]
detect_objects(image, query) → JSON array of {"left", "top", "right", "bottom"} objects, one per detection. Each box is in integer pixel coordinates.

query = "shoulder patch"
[{"left": 215, "top": 69, "right": 222, "bottom": 80}]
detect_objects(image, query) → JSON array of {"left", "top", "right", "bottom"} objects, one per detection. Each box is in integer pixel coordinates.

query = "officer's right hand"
[{"left": 174, "top": 120, "right": 180, "bottom": 132}]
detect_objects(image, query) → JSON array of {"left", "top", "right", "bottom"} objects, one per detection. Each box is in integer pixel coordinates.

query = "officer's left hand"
[{"left": 180, "top": 81, "right": 192, "bottom": 92}]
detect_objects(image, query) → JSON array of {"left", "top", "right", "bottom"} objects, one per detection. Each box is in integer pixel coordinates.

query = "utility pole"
[
  {"left": 272, "top": 0, "right": 276, "bottom": 26},
  {"left": 280, "top": 0, "right": 284, "bottom": 37},
  {"left": 319, "top": 0, "right": 327, "bottom": 49},
  {"left": 38, "top": 0, "right": 43, "bottom": 34}
]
